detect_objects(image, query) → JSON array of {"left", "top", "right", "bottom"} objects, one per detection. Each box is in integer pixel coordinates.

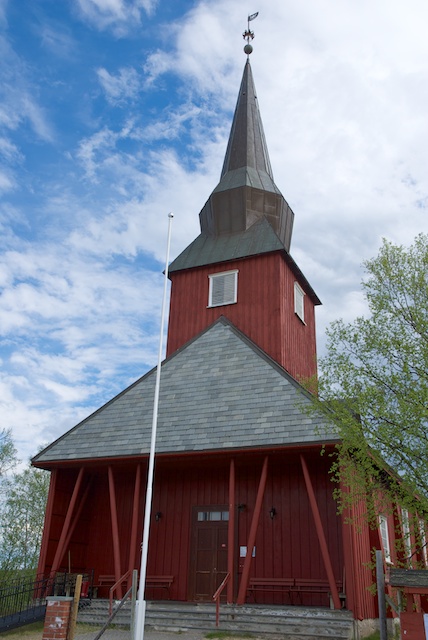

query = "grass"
[
  {"left": 0, "top": 621, "right": 100, "bottom": 638},
  {"left": 0, "top": 621, "right": 44, "bottom": 637},
  {"left": 1, "top": 625, "right": 253, "bottom": 639}
]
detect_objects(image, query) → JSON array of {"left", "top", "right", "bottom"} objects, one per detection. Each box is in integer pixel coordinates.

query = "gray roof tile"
[{"left": 33, "top": 318, "right": 338, "bottom": 465}]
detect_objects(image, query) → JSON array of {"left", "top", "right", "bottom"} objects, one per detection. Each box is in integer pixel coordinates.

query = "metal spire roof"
[
  {"left": 220, "top": 59, "right": 273, "bottom": 180},
  {"left": 198, "top": 60, "right": 295, "bottom": 252}
]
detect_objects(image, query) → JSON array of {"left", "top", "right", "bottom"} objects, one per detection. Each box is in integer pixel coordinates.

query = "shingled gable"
[{"left": 32, "top": 317, "right": 337, "bottom": 467}]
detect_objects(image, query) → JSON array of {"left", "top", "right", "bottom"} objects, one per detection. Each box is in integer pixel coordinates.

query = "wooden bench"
[
  {"left": 294, "top": 578, "right": 345, "bottom": 608},
  {"left": 95, "top": 574, "right": 174, "bottom": 598},
  {"left": 248, "top": 577, "right": 345, "bottom": 607},
  {"left": 248, "top": 578, "right": 295, "bottom": 602},
  {"left": 97, "top": 575, "right": 117, "bottom": 587},
  {"left": 145, "top": 575, "right": 174, "bottom": 599}
]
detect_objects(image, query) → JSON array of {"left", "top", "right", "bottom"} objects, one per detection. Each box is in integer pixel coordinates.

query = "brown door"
[{"left": 189, "top": 507, "right": 229, "bottom": 601}]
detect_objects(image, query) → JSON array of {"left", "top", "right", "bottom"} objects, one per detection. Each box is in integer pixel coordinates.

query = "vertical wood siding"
[
  {"left": 42, "top": 451, "right": 343, "bottom": 607},
  {"left": 167, "top": 253, "right": 318, "bottom": 382}
]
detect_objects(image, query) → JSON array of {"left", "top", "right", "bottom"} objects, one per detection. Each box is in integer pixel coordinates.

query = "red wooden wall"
[
  {"left": 167, "top": 252, "right": 318, "bottom": 383},
  {"left": 39, "top": 449, "right": 343, "bottom": 606}
]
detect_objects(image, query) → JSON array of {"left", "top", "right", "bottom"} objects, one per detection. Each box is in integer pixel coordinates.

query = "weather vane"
[{"left": 243, "top": 12, "right": 258, "bottom": 56}]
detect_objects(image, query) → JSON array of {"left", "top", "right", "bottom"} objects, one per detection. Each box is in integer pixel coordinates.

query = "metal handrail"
[
  {"left": 109, "top": 570, "right": 133, "bottom": 615},
  {"left": 96, "top": 584, "right": 134, "bottom": 640},
  {"left": 212, "top": 572, "right": 230, "bottom": 627}
]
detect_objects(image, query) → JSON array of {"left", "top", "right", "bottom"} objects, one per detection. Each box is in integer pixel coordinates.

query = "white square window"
[
  {"left": 208, "top": 270, "right": 238, "bottom": 307},
  {"left": 294, "top": 282, "right": 305, "bottom": 323},
  {"left": 379, "top": 515, "right": 392, "bottom": 563}
]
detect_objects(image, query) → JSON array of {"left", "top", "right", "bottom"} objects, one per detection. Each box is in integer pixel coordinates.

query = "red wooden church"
[{"left": 33, "top": 56, "right": 420, "bottom": 630}]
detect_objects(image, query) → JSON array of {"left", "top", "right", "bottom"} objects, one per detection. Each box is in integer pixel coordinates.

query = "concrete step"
[{"left": 78, "top": 600, "right": 354, "bottom": 640}]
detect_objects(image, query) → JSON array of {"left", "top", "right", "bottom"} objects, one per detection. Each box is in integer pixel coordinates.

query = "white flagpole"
[{"left": 134, "top": 212, "right": 174, "bottom": 640}]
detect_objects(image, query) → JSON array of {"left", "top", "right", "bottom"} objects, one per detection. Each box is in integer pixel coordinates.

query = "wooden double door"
[{"left": 188, "top": 506, "right": 229, "bottom": 601}]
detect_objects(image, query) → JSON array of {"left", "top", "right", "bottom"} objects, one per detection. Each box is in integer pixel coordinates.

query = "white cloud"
[
  {"left": 0, "top": 35, "right": 54, "bottom": 144},
  {"left": 75, "top": 0, "right": 156, "bottom": 36},
  {"left": 97, "top": 66, "right": 142, "bottom": 104},
  {"left": 0, "top": 170, "right": 14, "bottom": 193},
  {"left": 39, "top": 22, "right": 76, "bottom": 58},
  {"left": 1, "top": 0, "right": 427, "bottom": 465},
  {"left": 0, "top": 136, "right": 22, "bottom": 161}
]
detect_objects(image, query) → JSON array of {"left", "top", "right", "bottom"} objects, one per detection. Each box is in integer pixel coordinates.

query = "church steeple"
[
  {"left": 167, "top": 34, "right": 320, "bottom": 382},
  {"left": 199, "top": 60, "right": 294, "bottom": 252}
]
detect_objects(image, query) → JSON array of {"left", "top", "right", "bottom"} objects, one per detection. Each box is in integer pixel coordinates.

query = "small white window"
[
  {"left": 419, "top": 520, "right": 428, "bottom": 566},
  {"left": 208, "top": 270, "right": 238, "bottom": 307},
  {"left": 379, "top": 515, "right": 392, "bottom": 563},
  {"left": 294, "top": 282, "right": 305, "bottom": 323},
  {"left": 401, "top": 509, "right": 412, "bottom": 562}
]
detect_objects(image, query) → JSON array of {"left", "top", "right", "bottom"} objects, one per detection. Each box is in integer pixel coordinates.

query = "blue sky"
[{"left": 1, "top": 0, "right": 427, "bottom": 464}]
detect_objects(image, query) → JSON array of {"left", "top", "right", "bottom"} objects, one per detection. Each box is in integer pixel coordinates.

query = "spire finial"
[{"left": 243, "top": 12, "right": 258, "bottom": 56}]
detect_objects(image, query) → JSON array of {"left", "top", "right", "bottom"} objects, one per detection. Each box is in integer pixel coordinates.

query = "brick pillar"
[{"left": 43, "top": 596, "right": 73, "bottom": 640}]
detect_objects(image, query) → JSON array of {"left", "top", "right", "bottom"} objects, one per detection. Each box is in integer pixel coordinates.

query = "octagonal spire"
[{"left": 199, "top": 61, "right": 294, "bottom": 252}]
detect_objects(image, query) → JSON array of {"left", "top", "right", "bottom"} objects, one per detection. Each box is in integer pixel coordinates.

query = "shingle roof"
[
  {"left": 168, "top": 217, "right": 322, "bottom": 305},
  {"left": 168, "top": 217, "right": 283, "bottom": 273},
  {"left": 32, "top": 318, "right": 337, "bottom": 466}
]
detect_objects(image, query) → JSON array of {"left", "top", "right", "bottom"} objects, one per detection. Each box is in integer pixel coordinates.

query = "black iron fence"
[{"left": 0, "top": 570, "right": 94, "bottom": 633}]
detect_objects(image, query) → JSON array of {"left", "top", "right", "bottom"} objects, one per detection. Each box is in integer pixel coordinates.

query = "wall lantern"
[
  {"left": 155, "top": 512, "right": 162, "bottom": 522},
  {"left": 269, "top": 507, "right": 277, "bottom": 520},
  {"left": 238, "top": 503, "right": 247, "bottom": 512}
]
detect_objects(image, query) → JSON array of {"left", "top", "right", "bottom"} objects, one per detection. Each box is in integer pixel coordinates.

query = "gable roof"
[{"left": 32, "top": 318, "right": 336, "bottom": 467}]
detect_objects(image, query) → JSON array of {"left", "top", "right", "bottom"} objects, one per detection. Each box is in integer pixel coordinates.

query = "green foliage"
[
  {"left": 311, "top": 234, "right": 428, "bottom": 517},
  {"left": 361, "top": 633, "right": 380, "bottom": 640},
  {"left": 0, "top": 429, "right": 17, "bottom": 480},
  {"left": 0, "top": 463, "right": 50, "bottom": 575}
]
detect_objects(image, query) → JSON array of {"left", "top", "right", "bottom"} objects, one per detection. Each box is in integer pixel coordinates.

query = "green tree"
[
  {"left": 0, "top": 428, "right": 17, "bottom": 479},
  {"left": 313, "top": 233, "right": 428, "bottom": 516},
  {"left": 0, "top": 463, "right": 49, "bottom": 575}
]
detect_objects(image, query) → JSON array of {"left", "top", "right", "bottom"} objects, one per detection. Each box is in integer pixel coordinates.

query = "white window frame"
[
  {"left": 419, "top": 519, "right": 428, "bottom": 566},
  {"left": 208, "top": 270, "right": 238, "bottom": 308},
  {"left": 379, "top": 515, "right": 392, "bottom": 563},
  {"left": 401, "top": 509, "right": 412, "bottom": 562},
  {"left": 294, "top": 281, "right": 305, "bottom": 323}
]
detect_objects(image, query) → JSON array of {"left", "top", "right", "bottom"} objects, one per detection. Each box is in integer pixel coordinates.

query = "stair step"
[{"left": 78, "top": 600, "right": 354, "bottom": 640}]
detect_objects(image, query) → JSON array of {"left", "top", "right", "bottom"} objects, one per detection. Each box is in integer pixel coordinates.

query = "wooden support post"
[
  {"left": 67, "top": 573, "right": 82, "bottom": 640},
  {"left": 300, "top": 454, "right": 341, "bottom": 610},
  {"left": 37, "top": 469, "right": 57, "bottom": 580},
  {"left": 376, "top": 550, "right": 388, "bottom": 640},
  {"left": 227, "top": 458, "right": 235, "bottom": 603},
  {"left": 128, "top": 464, "right": 142, "bottom": 589},
  {"left": 237, "top": 455, "right": 269, "bottom": 605},
  {"left": 62, "top": 481, "right": 92, "bottom": 564},
  {"left": 50, "top": 468, "right": 84, "bottom": 576},
  {"left": 108, "top": 466, "right": 123, "bottom": 599}
]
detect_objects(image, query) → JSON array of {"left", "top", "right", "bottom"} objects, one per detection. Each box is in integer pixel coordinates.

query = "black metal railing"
[{"left": 0, "top": 570, "right": 94, "bottom": 633}]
